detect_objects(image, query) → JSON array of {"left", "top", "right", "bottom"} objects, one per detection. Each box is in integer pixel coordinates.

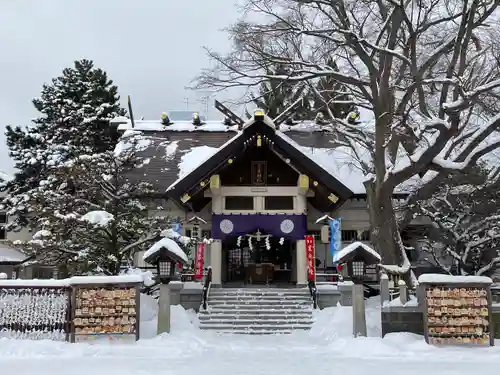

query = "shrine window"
[
  {"left": 264, "top": 196, "right": 294, "bottom": 210},
  {"left": 225, "top": 196, "right": 254, "bottom": 210},
  {"left": 341, "top": 230, "right": 358, "bottom": 241}
]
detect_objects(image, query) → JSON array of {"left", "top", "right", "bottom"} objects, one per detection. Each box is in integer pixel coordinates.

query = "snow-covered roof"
[
  {"left": 143, "top": 237, "right": 189, "bottom": 264},
  {"left": 277, "top": 132, "right": 367, "bottom": 194},
  {"left": 418, "top": 274, "right": 493, "bottom": 284},
  {"left": 119, "top": 116, "right": 419, "bottom": 196},
  {"left": 117, "top": 119, "right": 335, "bottom": 133},
  {"left": 167, "top": 132, "right": 243, "bottom": 191},
  {"left": 334, "top": 241, "right": 381, "bottom": 263},
  {"left": 118, "top": 120, "right": 239, "bottom": 133},
  {"left": 0, "top": 244, "right": 27, "bottom": 263}
]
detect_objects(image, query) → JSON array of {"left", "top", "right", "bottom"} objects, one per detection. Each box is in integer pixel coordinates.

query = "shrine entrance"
[{"left": 222, "top": 232, "right": 294, "bottom": 286}]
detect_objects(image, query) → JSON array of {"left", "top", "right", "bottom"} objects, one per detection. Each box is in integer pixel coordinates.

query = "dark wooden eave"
[{"left": 166, "top": 121, "right": 355, "bottom": 211}]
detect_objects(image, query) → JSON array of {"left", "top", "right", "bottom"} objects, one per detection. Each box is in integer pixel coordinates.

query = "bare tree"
[
  {"left": 195, "top": 0, "right": 500, "bottom": 280},
  {"left": 416, "top": 163, "right": 500, "bottom": 277}
]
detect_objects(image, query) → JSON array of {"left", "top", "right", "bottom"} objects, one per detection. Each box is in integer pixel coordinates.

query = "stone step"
[
  {"left": 206, "top": 329, "right": 295, "bottom": 335},
  {"left": 198, "top": 307, "right": 313, "bottom": 316},
  {"left": 207, "top": 300, "right": 311, "bottom": 305},
  {"left": 198, "top": 288, "right": 314, "bottom": 334},
  {"left": 208, "top": 303, "right": 312, "bottom": 312},
  {"left": 209, "top": 294, "right": 311, "bottom": 300},
  {"left": 209, "top": 290, "right": 310, "bottom": 296},
  {"left": 199, "top": 323, "right": 312, "bottom": 330},
  {"left": 203, "top": 302, "right": 312, "bottom": 311},
  {"left": 199, "top": 318, "right": 313, "bottom": 325},
  {"left": 198, "top": 313, "right": 312, "bottom": 320}
]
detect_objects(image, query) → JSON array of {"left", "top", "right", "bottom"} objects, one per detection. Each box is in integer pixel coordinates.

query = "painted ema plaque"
[
  {"left": 419, "top": 274, "right": 494, "bottom": 346},
  {"left": 70, "top": 284, "right": 140, "bottom": 343}
]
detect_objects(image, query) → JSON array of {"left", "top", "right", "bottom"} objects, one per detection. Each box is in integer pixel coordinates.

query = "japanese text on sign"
[
  {"left": 195, "top": 243, "right": 205, "bottom": 280},
  {"left": 305, "top": 235, "right": 316, "bottom": 281}
]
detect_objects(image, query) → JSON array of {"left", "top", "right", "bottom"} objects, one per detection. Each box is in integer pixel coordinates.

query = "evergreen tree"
[
  {"left": 314, "top": 58, "right": 355, "bottom": 120},
  {"left": 247, "top": 61, "right": 355, "bottom": 122},
  {"left": 247, "top": 64, "right": 313, "bottom": 119},
  {"left": 10, "top": 132, "right": 190, "bottom": 276},
  {"left": 2, "top": 59, "right": 126, "bottom": 231}
]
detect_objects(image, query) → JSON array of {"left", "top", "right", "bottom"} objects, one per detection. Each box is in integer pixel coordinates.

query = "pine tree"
[
  {"left": 247, "top": 62, "right": 355, "bottom": 122},
  {"left": 247, "top": 64, "right": 313, "bottom": 119},
  {"left": 2, "top": 59, "right": 126, "bottom": 231},
  {"left": 314, "top": 58, "right": 355, "bottom": 120},
  {"left": 10, "top": 132, "right": 190, "bottom": 276}
]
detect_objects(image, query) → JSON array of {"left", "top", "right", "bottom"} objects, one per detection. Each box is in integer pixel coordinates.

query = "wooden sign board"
[
  {"left": 69, "top": 282, "right": 141, "bottom": 343},
  {"left": 421, "top": 282, "right": 494, "bottom": 346}
]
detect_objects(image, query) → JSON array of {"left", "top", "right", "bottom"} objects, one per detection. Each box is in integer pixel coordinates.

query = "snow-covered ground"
[{"left": 1, "top": 296, "right": 499, "bottom": 375}]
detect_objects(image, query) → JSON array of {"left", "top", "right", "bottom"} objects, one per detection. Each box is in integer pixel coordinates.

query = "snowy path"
[
  {"left": 1, "top": 298, "right": 499, "bottom": 374},
  {"left": 1, "top": 332, "right": 500, "bottom": 375}
]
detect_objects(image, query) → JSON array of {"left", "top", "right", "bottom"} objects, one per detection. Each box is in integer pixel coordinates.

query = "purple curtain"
[{"left": 211, "top": 214, "right": 307, "bottom": 240}]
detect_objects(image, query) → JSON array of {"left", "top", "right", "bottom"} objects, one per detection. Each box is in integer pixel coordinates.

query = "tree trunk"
[{"left": 366, "top": 184, "right": 412, "bottom": 285}]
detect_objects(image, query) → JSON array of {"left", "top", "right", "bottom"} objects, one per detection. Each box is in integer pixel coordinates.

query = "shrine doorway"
[{"left": 222, "top": 233, "right": 294, "bottom": 287}]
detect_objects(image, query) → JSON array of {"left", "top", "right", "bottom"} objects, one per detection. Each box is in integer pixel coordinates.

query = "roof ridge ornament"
[
  {"left": 273, "top": 96, "right": 304, "bottom": 127},
  {"left": 214, "top": 100, "right": 244, "bottom": 128},
  {"left": 241, "top": 109, "right": 277, "bottom": 131}
]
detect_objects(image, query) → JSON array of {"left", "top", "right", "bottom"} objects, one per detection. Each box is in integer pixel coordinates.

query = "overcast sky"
[{"left": 0, "top": 0, "right": 241, "bottom": 176}]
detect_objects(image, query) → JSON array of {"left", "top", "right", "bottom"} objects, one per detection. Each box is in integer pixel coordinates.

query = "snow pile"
[
  {"left": 143, "top": 238, "right": 189, "bottom": 264},
  {"left": 121, "top": 267, "right": 156, "bottom": 287},
  {"left": 3, "top": 296, "right": 500, "bottom": 374},
  {"left": 139, "top": 295, "right": 199, "bottom": 339},
  {"left": 385, "top": 295, "right": 418, "bottom": 307},
  {"left": 139, "top": 293, "right": 158, "bottom": 339},
  {"left": 309, "top": 297, "right": 382, "bottom": 339},
  {"left": 80, "top": 210, "right": 114, "bottom": 227}
]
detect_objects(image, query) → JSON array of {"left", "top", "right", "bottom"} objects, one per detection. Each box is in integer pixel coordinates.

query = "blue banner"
[
  {"left": 172, "top": 222, "right": 182, "bottom": 234},
  {"left": 329, "top": 218, "right": 341, "bottom": 263}
]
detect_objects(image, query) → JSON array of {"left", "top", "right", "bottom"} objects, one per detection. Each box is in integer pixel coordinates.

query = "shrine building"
[{"left": 113, "top": 107, "right": 431, "bottom": 288}]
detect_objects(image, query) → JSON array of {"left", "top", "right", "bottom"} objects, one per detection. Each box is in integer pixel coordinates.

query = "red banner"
[
  {"left": 195, "top": 243, "right": 205, "bottom": 280},
  {"left": 305, "top": 235, "right": 316, "bottom": 281}
]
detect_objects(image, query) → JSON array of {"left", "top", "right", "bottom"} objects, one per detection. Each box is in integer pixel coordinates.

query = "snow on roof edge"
[
  {"left": 143, "top": 237, "right": 188, "bottom": 264},
  {"left": 418, "top": 274, "right": 493, "bottom": 284},
  {"left": 334, "top": 241, "right": 381, "bottom": 263},
  {"left": 0, "top": 274, "right": 144, "bottom": 287}
]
